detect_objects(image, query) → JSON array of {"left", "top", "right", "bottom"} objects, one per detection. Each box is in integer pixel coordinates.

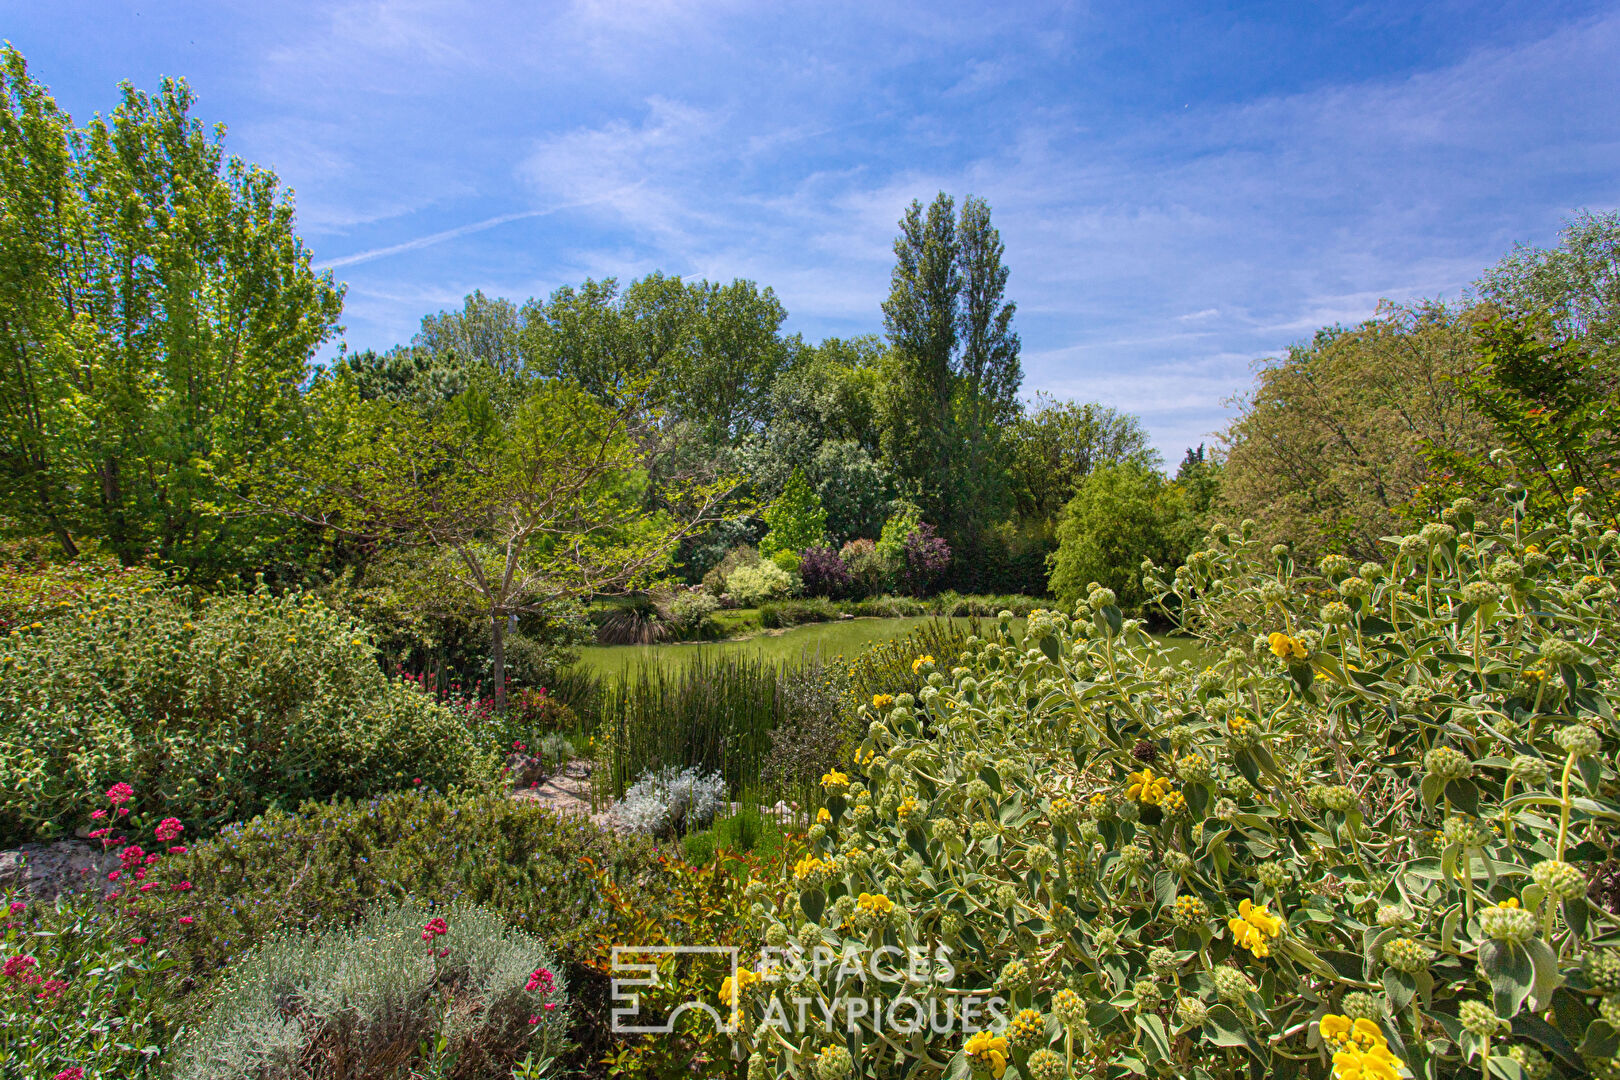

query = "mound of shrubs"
[
  {"left": 0, "top": 574, "right": 493, "bottom": 845},
  {"left": 740, "top": 491, "right": 1620, "bottom": 1079},
  {"left": 174, "top": 899, "right": 569, "bottom": 1080}
]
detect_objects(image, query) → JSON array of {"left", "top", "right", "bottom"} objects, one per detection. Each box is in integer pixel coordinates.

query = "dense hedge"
[{"left": 0, "top": 575, "right": 494, "bottom": 845}]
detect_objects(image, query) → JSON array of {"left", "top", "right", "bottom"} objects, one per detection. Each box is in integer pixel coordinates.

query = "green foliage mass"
[
  {"left": 0, "top": 575, "right": 493, "bottom": 845},
  {"left": 744, "top": 494, "right": 1620, "bottom": 1080},
  {"left": 759, "top": 468, "right": 828, "bottom": 558},
  {"left": 0, "top": 46, "right": 343, "bottom": 582},
  {"left": 130, "top": 789, "right": 654, "bottom": 976}
]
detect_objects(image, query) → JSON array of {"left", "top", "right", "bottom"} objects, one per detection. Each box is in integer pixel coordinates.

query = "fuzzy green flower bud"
[
  {"left": 1133, "top": 978, "right": 1162, "bottom": 1005},
  {"left": 1540, "top": 638, "right": 1583, "bottom": 666},
  {"left": 1148, "top": 947, "right": 1179, "bottom": 978},
  {"left": 1213, "top": 965, "right": 1253, "bottom": 1005},
  {"left": 1319, "top": 554, "right": 1354, "bottom": 578},
  {"left": 1258, "top": 581, "right": 1288, "bottom": 606},
  {"left": 1420, "top": 522, "right": 1456, "bottom": 545},
  {"left": 1338, "top": 576, "right": 1372, "bottom": 600},
  {"left": 1376, "top": 906, "right": 1412, "bottom": 929},
  {"left": 1382, "top": 937, "right": 1432, "bottom": 974},
  {"left": 1509, "top": 755, "right": 1550, "bottom": 786},
  {"left": 1256, "top": 861, "right": 1291, "bottom": 889},
  {"left": 1480, "top": 901, "right": 1537, "bottom": 944},
  {"left": 1163, "top": 850, "right": 1193, "bottom": 877},
  {"left": 1087, "top": 586, "right": 1117, "bottom": 609},
  {"left": 1556, "top": 724, "right": 1602, "bottom": 759},
  {"left": 1052, "top": 987, "right": 1089, "bottom": 1029},
  {"left": 965, "top": 779, "right": 992, "bottom": 801},
  {"left": 1007, "top": 1007, "right": 1045, "bottom": 1049},
  {"left": 1506, "top": 1044, "right": 1552, "bottom": 1080},
  {"left": 1340, "top": 991, "right": 1381, "bottom": 1022},
  {"left": 1588, "top": 951, "right": 1620, "bottom": 991},
  {"left": 1320, "top": 601, "right": 1353, "bottom": 626},
  {"left": 1424, "top": 746, "right": 1473, "bottom": 783},
  {"left": 1092, "top": 926, "right": 1120, "bottom": 954},
  {"left": 1460, "top": 581, "right": 1499, "bottom": 606},
  {"left": 765, "top": 923, "right": 789, "bottom": 947},
  {"left": 1459, "top": 1000, "right": 1504, "bottom": 1038},
  {"left": 1213, "top": 797, "right": 1238, "bottom": 821},
  {"left": 994, "top": 883, "right": 1019, "bottom": 910},
  {"left": 814, "top": 1044, "right": 854, "bottom": 1080},
  {"left": 798, "top": 921, "right": 822, "bottom": 949},
  {"left": 1603, "top": 995, "right": 1620, "bottom": 1026},
  {"left": 998, "top": 958, "right": 1031, "bottom": 991},
  {"left": 1176, "top": 996, "right": 1209, "bottom": 1027},
  {"left": 1532, "top": 859, "right": 1586, "bottom": 902},
  {"left": 1443, "top": 814, "right": 1491, "bottom": 851},
  {"left": 970, "top": 820, "right": 996, "bottom": 841},
  {"left": 1307, "top": 784, "right": 1356, "bottom": 813},
  {"left": 1118, "top": 844, "right": 1149, "bottom": 874},
  {"left": 1026, "top": 1049, "right": 1066, "bottom": 1080}
]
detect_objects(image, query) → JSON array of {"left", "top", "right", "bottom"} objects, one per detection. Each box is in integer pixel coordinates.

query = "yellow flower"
[
  {"left": 718, "top": 966, "right": 761, "bottom": 1008},
  {"left": 1320, "top": 1014, "right": 1352, "bottom": 1045},
  {"left": 872, "top": 693, "right": 895, "bottom": 709},
  {"left": 816, "top": 807, "right": 832, "bottom": 824},
  {"left": 856, "top": 892, "right": 894, "bottom": 916},
  {"left": 964, "top": 1030, "right": 1010, "bottom": 1078},
  {"left": 1573, "top": 486, "right": 1590, "bottom": 497},
  {"left": 1268, "top": 631, "right": 1308, "bottom": 660},
  {"left": 820, "top": 769, "right": 850, "bottom": 791},
  {"left": 912, "top": 654, "right": 935, "bottom": 673},
  {"left": 793, "top": 854, "right": 831, "bottom": 882},
  {"left": 1229, "top": 898, "right": 1284, "bottom": 957},
  {"left": 1125, "top": 768, "right": 1173, "bottom": 805}
]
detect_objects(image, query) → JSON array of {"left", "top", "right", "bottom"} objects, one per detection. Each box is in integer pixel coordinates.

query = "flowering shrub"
[
  {"left": 0, "top": 579, "right": 495, "bottom": 844},
  {"left": 736, "top": 492, "right": 1619, "bottom": 1079},
  {"left": 172, "top": 899, "right": 569, "bottom": 1079},
  {"left": 900, "top": 522, "right": 951, "bottom": 597},
  {"left": 1, "top": 887, "right": 180, "bottom": 1077}
]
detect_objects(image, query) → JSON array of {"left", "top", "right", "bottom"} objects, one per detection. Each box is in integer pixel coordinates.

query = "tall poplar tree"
[{"left": 879, "top": 192, "right": 1020, "bottom": 542}]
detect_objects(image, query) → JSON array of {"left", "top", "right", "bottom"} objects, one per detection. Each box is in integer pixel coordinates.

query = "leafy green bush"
[
  {"left": 742, "top": 493, "right": 1620, "bottom": 1080},
  {"left": 760, "top": 597, "right": 840, "bottom": 628},
  {"left": 1, "top": 887, "right": 181, "bottom": 1078},
  {"left": 0, "top": 579, "right": 493, "bottom": 845},
  {"left": 726, "top": 561, "right": 795, "bottom": 606},
  {"left": 127, "top": 789, "right": 654, "bottom": 976},
  {"left": 173, "top": 899, "right": 569, "bottom": 1080},
  {"left": 759, "top": 467, "right": 828, "bottom": 559}
]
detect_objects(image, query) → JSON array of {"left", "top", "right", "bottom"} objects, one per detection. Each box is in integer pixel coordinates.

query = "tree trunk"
[{"left": 490, "top": 610, "right": 507, "bottom": 712}]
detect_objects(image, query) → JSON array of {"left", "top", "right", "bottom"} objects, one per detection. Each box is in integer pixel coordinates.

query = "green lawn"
[{"left": 571, "top": 616, "right": 1203, "bottom": 678}]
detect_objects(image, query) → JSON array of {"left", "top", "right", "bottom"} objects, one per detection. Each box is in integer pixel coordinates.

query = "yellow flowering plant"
[{"left": 727, "top": 489, "right": 1620, "bottom": 1080}]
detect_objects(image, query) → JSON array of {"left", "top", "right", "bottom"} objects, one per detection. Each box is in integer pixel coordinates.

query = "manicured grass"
[{"left": 572, "top": 616, "right": 1203, "bottom": 678}]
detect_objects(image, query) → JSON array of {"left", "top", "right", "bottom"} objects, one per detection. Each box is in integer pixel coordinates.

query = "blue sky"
[{"left": 6, "top": 0, "right": 1618, "bottom": 461}]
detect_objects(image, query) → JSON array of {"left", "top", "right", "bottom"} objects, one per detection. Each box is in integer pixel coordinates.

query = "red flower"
[
  {"left": 7, "top": 901, "right": 22, "bottom": 916},
  {"left": 38, "top": 977, "right": 68, "bottom": 1000},
  {"left": 179, "top": 916, "right": 195, "bottom": 926},
  {"left": 119, "top": 844, "right": 146, "bottom": 870},
  {"left": 420, "top": 917, "right": 449, "bottom": 940},
  {"left": 105, "top": 782, "right": 134, "bottom": 805},
  {"left": 116, "top": 807, "right": 129, "bottom": 816},
  {"left": 172, "top": 881, "right": 193, "bottom": 892},
  {"left": 413, "top": 777, "right": 423, "bottom": 785},
  {"left": 3, "top": 954, "right": 37, "bottom": 978},
  {"left": 54, "top": 1069, "right": 84, "bottom": 1080},
  {"left": 129, "top": 937, "right": 148, "bottom": 945},
  {"left": 168, "top": 845, "right": 188, "bottom": 855},
  {"left": 90, "top": 809, "right": 106, "bottom": 820},
  {"left": 154, "top": 818, "right": 184, "bottom": 842}
]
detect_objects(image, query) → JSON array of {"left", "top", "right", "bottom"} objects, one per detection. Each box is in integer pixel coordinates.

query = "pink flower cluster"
[
  {"left": 84, "top": 782, "right": 200, "bottom": 937},
  {"left": 525, "top": 966, "right": 559, "bottom": 1023},
  {"left": 154, "top": 817, "right": 184, "bottom": 842},
  {"left": 54, "top": 1069, "right": 84, "bottom": 1080},
  {"left": 421, "top": 917, "right": 449, "bottom": 941},
  {"left": 3, "top": 952, "right": 66, "bottom": 1002}
]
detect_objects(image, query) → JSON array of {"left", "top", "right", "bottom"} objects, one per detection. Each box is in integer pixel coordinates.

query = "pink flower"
[
  {"left": 154, "top": 818, "right": 183, "bottom": 842},
  {"left": 139, "top": 883, "right": 157, "bottom": 892},
  {"left": 3, "top": 954, "right": 37, "bottom": 978},
  {"left": 38, "top": 977, "right": 68, "bottom": 1000},
  {"left": 116, "top": 807, "right": 129, "bottom": 816},
  {"left": 172, "top": 881, "right": 193, "bottom": 892},
  {"left": 87, "top": 828, "right": 111, "bottom": 840},
  {"left": 90, "top": 809, "right": 106, "bottom": 820},
  {"left": 105, "top": 781, "right": 134, "bottom": 805},
  {"left": 7, "top": 901, "right": 22, "bottom": 916},
  {"left": 54, "top": 1068, "right": 84, "bottom": 1080},
  {"left": 544, "top": 1001, "right": 557, "bottom": 1011},
  {"left": 168, "top": 845, "right": 188, "bottom": 855},
  {"left": 107, "top": 870, "right": 121, "bottom": 882},
  {"left": 119, "top": 844, "right": 147, "bottom": 870},
  {"left": 420, "top": 917, "right": 448, "bottom": 940},
  {"left": 529, "top": 1014, "right": 540, "bottom": 1025},
  {"left": 133, "top": 870, "right": 146, "bottom": 882},
  {"left": 129, "top": 937, "right": 147, "bottom": 945},
  {"left": 179, "top": 916, "right": 195, "bottom": 926}
]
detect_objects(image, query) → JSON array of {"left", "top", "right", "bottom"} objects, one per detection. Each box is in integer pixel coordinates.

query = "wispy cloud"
[{"left": 316, "top": 209, "right": 557, "bottom": 269}]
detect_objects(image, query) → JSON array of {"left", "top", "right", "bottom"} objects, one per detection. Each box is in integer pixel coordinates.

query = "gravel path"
[{"left": 511, "top": 758, "right": 616, "bottom": 830}]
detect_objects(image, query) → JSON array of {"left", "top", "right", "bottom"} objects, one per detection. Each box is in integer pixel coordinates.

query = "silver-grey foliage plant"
[
  {"left": 610, "top": 764, "right": 728, "bottom": 836},
  {"left": 175, "top": 898, "right": 568, "bottom": 1079}
]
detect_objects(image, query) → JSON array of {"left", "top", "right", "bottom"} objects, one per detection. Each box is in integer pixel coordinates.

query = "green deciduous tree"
[
  {"left": 880, "top": 193, "right": 1021, "bottom": 542},
  {"left": 1008, "top": 392, "right": 1160, "bottom": 525},
  {"left": 0, "top": 48, "right": 343, "bottom": 579},
  {"left": 258, "top": 376, "right": 745, "bottom": 707},
  {"left": 1047, "top": 463, "right": 1175, "bottom": 614},
  {"left": 758, "top": 467, "right": 827, "bottom": 558}
]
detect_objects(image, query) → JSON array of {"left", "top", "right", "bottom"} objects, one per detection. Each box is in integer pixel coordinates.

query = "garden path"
[{"left": 512, "top": 758, "right": 615, "bottom": 830}]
